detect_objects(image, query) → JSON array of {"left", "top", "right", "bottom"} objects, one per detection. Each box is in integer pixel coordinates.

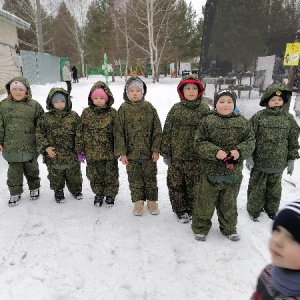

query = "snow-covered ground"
[{"left": 0, "top": 75, "right": 299, "bottom": 300}]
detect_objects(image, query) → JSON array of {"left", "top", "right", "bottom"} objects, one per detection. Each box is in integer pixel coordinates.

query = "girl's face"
[
  {"left": 53, "top": 100, "right": 66, "bottom": 110},
  {"left": 92, "top": 96, "right": 108, "bottom": 107},
  {"left": 215, "top": 95, "right": 234, "bottom": 116},
  {"left": 128, "top": 87, "right": 143, "bottom": 102},
  {"left": 10, "top": 88, "right": 27, "bottom": 101},
  {"left": 268, "top": 96, "right": 284, "bottom": 108},
  {"left": 269, "top": 226, "right": 300, "bottom": 270},
  {"left": 183, "top": 84, "right": 199, "bottom": 101}
]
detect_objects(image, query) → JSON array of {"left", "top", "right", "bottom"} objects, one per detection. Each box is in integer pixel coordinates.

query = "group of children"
[{"left": 0, "top": 74, "right": 300, "bottom": 298}]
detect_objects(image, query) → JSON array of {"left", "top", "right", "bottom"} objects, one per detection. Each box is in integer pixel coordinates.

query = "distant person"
[
  {"left": 76, "top": 81, "right": 119, "bottom": 207},
  {"left": 36, "top": 88, "right": 83, "bottom": 203},
  {"left": 62, "top": 61, "right": 72, "bottom": 95},
  {"left": 246, "top": 84, "right": 300, "bottom": 222},
  {"left": 114, "top": 76, "right": 162, "bottom": 216},
  {"left": 251, "top": 200, "right": 300, "bottom": 299},
  {"left": 0, "top": 77, "right": 44, "bottom": 206},
  {"left": 161, "top": 75, "right": 210, "bottom": 223},
  {"left": 192, "top": 89, "right": 255, "bottom": 241},
  {"left": 72, "top": 65, "right": 79, "bottom": 83}
]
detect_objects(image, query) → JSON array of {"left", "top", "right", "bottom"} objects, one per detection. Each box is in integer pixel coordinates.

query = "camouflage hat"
[
  {"left": 260, "top": 84, "right": 292, "bottom": 107},
  {"left": 214, "top": 89, "right": 237, "bottom": 108}
]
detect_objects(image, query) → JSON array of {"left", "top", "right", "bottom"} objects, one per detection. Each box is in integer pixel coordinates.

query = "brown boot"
[
  {"left": 147, "top": 200, "right": 159, "bottom": 215},
  {"left": 133, "top": 200, "right": 144, "bottom": 216}
]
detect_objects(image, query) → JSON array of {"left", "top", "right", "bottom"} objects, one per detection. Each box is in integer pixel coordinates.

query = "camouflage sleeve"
[
  {"left": 161, "top": 107, "right": 174, "bottom": 157},
  {"left": 114, "top": 105, "right": 127, "bottom": 157},
  {"left": 150, "top": 105, "right": 162, "bottom": 152},
  {"left": 35, "top": 101, "right": 45, "bottom": 123},
  {"left": 35, "top": 116, "right": 50, "bottom": 154},
  {"left": 75, "top": 110, "right": 87, "bottom": 154},
  {"left": 287, "top": 115, "right": 300, "bottom": 160},
  {"left": 0, "top": 107, "right": 4, "bottom": 145}
]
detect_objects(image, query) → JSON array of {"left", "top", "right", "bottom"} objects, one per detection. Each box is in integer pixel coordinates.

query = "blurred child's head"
[
  {"left": 260, "top": 84, "right": 292, "bottom": 107},
  {"left": 51, "top": 92, "right": 66, "bottom": 110},
  {"left": 269, "top": 200, "right": 300, "bottom": 270},
  {"left": 10, "top": 81, "right": 27, "bottom": 101},
  {"left": 126, "top": 78, "right": 144, "bottom": 102},
  {"left": 213, "top": 89, "right": 237, "bottom": 116},
  {"left": 177, "top": 77, "right": 204, "bottom": 101},
  {"left": 91, "top": 88, "right": 109, "bottom": 107}
]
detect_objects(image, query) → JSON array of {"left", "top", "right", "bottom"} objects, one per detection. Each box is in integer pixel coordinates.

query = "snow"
[{"left": 0, "top": 75, "right": 299, "bottom": 300}]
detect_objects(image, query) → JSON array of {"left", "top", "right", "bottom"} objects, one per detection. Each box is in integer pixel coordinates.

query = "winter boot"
[
  {"left": 30, "top": 189, "right": 40, "bottom": 201},
  {"left": 94, "top": 194, "right": 104, "bottom": 207},
  {"left": 72, "top": 192, "right": 83, "bottom": 200},
  {"left": 105, "top": 196, "right": 115, "bottom": 207},
  {"left": 249, "top": 214, "right": 260, "bottom": 222},
  {"left": 195, "top": 234, "right": 206, "bottom": 241},
  {"left": 54, "top": 189, "right": 65, "bottom": 203},
  {"left": 133, "top": 200, "right": 144, "bottom": 216},
  {"left": 176, "top": 212, "right": 189, "bottom": 223},
  {"left": 8, "top": 195, "right": 21, "bottom": 207},
  {"left": 227, "top": 233, "right": 241, "bottom": 242},
  {"left": 268, "top": 213, "right": 276, "bottom": 220},
  {"left": 147, "top": 200, "right": 159, "bottom": 215}
]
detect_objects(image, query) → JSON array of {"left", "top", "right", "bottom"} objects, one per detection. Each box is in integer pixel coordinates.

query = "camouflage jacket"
[
  {"left": 0, "top": 76, "right": 44, "bottom": 162},
  {"left": 194, "top": 111, "right": 255, "bottom": 176},
  {"left": 114, "top": 76, "right": 162, "bottom": 160},
  {"left": 75, "top": 81, "right": 117, "bottom": 161},
  {"left": 250, "top": 106, "right": 300, "bottom": 173},
  {"left": 36, "top": 87, "right": 79, "bottom": 166},
  {"left": 161, "top": 76, "right": 210, "bottom": 160}
]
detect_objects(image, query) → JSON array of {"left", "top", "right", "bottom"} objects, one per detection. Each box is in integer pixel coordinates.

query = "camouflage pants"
[
  {"left": 247, "top": 169, "right": 282, "bottom": 216},
  {"left": 7, "top": 158, "right": 40, "bottom": 196},
  {"left": 86, "top": 159, "right": 119, "bottom": 196},
  {"left": 192, "top": 175, "right": 242, "bottom": 236},
  {"left": 167, "top": 160, "right": 201, "bottom": 214},
  {"left": 126, "top": 159, "right": 158, "bottom": 202},
  {"left": 47, "top": 163, "right": 82, "bottom": 194}
]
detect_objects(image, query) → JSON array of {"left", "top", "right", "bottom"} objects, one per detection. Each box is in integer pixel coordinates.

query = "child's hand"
[
  {"left": 216, "top": 150, "right": 227, "bottom": 160},
  {"left": 0, "top": 145, "right": 3, "bottom": 152},
  {"left": 152, "top": 151, "right": 159, "bottom": 162},
  {"left": 46, "top": 147, "right": 56, "bottom": 158},
  {"left": 120, "top": 155, "right": 128, "bottom": 165},
  {"left": 230, "top": 150, "right": 240, "bottom": 160}
]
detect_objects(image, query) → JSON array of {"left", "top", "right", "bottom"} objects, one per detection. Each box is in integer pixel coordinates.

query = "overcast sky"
[{"left": 187, "top": 0, "right": 206, "bottom": 17}]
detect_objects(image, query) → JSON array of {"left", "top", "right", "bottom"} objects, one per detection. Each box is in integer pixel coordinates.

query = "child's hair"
[{"left": 272, "top": 200, "right": 300, "bottom": 243}]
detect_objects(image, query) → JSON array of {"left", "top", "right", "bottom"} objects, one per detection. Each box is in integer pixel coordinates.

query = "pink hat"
[
  {"left": 91, "top": 88, "right": 109, "bottom": 101},
  {"left": 10, "top": 81, "right": 27, "bottom": 91}
]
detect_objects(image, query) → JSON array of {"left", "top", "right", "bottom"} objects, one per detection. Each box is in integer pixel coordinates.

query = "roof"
[{"left": 0, "top": 9, "right": 30, "bottom": 30}]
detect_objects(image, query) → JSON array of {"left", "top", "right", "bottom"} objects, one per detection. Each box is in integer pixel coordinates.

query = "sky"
[
  {"left": 0, "top": 74, "right": 299, "bottom": 299},
  {"left": 187, "top": 0, "right": 206, "bottom": 17}
]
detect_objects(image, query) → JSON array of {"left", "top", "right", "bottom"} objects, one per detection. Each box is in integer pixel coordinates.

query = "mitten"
[
  {"left": 77, "top": 153, "right": 86, "bottom": 163},
  {"left": 287, "top": 160, "right": 295, "bottom": 176},
  {"left": 245, "top": 157, "right": 254, "bottom": 171},
  {"left": 163, "top": 157, "right": 171, "bottom": 166},
  {"left": 223, "top": 152, "right": 237, "bottom": 169}
]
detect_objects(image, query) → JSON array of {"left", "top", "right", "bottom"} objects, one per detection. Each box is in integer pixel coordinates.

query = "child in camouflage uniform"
[
  {"left": 246, "top": 84, "right": 300, "bottom": 222},
  {"left": 76, "top": 81, "right": 119, "bottom": 207},
  {"left": 36, "top": 88, "right": 83, "bottom": 203},
  {"left": 0, "top": 77, "right": 44, "bottom": 206},
  {"left": 192, "top": 89, "right": 255, "bottom": 241},
  {"left": 161, "top": 75, "right": 210, "bottom": 223},
  {"left": 251, "top": 200, "right": 300, "bottom": 299},
  {"left": 114, "top": 76, "right": 162, "bottom": 216}
]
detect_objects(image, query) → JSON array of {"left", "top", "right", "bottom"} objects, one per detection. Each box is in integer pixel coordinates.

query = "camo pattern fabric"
[
  {"left": 114, "top": 76, "right": 162, "bottom": 160},
  {"left": 249, "top": 106, "right": 300, "bottom": 173},
  {"left": 36, "top": 87, "right": 80, "bottom": 167},
  {"left": 126, "top": 160, "right": 158, "bottom": 202},
  {"left": 259, "top": 83, "right": 291, "bottom": 107},
  {"left": 76, "top": 81, "right": 117, "bottom": 161},
  {"left": 0, "top": 76, "right": 44, "bottom": 162}
]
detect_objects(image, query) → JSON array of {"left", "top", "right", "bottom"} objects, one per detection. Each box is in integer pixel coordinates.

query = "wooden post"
[{"left": 285, "top": 29, "right": 300, "bottom": 111}]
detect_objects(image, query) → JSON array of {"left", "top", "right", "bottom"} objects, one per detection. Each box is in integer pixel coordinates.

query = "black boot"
[
  {"left": 94, "top": 194, "right": 104, "bottom": 207},
  {"left": 105, "top": 196, "right": 115, "bottom": 207},
  {"left": 54, "top": 189, "right": 65, "bottom": 203}
]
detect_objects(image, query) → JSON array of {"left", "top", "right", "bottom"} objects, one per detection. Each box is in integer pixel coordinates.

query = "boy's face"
[
  {"left": 53, "top": 100, "right": 66, "bottom": 110},
  {"left": 128, "top": 86, "right": 143, "bottom": 102},
  {"left": 269, "top": 226, "right": 300, "bottom": 270},
  {"left": 215, "top": 95, "right": 234, "bottom": 116},
  {"left": 92, "top": 96, "right": 107, "bottom": 107},
  {"left": 10, "top": 88, "right": 26, "bottom": 101},
  {"left": 183, "top": 84, "right": 199, "bottom": 101},
  {"left": 268, "top": 96, "right": 284, "bottom": 108}
]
